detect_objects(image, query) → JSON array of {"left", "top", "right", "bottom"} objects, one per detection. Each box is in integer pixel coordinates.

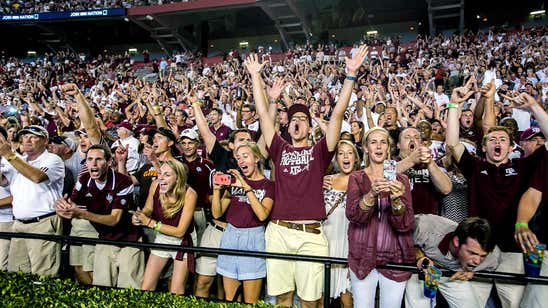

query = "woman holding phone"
[
  {"left": 211, "top": 141, "right": 274, "bottom": 303},
  {"left": 346, "top": 127, "right": 414, "bottom": 308},
  {"left": 132, "top": 159, "right": 197, "bottom": 294}
]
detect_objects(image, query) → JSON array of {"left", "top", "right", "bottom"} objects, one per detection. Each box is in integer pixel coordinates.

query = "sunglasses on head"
[{"left": 49, "top": 135, "right": 69, "bottom": 147}]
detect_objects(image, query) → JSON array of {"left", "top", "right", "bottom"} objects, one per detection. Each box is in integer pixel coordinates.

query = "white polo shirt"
[{"left": 1, "top": 150, "right": 64, "bottom": 220}]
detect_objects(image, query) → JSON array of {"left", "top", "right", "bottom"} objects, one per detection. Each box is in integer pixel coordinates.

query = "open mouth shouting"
[
  {"left": 409, "top": 141, "right": 416, "bottom": 151},
  {"left": 238, "top": 163, "right": 252, "bottom": 177},
  {"left": 158, "top": 181, "right": 170, "bottom": 193},
  {"left": 492, "top": 145, "right": 502, "bottom": 158}
]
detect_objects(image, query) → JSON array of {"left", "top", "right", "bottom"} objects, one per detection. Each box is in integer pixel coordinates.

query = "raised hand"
[
  {"left": 513, "top": 92, "right": 539, "bottom": 111},
  {"left": 61, "top": 83, "right": 80, "bottom": 96},
  {"left": 114, "top": 144, "right": 129, "bottom": 164},
  {"left": 479, "top": 79, "right": 496, "bottom": 99},
  {"left": 244, "top": 54, "right": 266, "bottom": 75},
  {"left": 450, "top": 86, "right": 475, "bottom": 105},
  {"left": 267, "top": 77, "right": 285, "bottom": 102},
  {"left": 345, "top": 45, "right": 369, "bottom": 76}
]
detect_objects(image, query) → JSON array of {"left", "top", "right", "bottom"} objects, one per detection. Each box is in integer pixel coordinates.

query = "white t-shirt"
[
  {"left": 1, "top": 151, "right": 64, "bottom": 219},
  {"left": 512, "top": 108, "right": 531, "bottom": 132},
  {"left": 434, "top": 92, "right": 449, "bottom": 107}
]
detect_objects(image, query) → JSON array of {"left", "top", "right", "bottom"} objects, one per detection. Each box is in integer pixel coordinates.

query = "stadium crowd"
[
  {"left": 0, "top": 0, "right": 193, "bottom": 14},
  {"left": 0, "top": 25, "right": 547, "bottom": 308}
]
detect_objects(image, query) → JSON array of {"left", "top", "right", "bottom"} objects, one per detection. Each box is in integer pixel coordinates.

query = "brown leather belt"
[{"left": 273, "top": 220, "right": 321, "bottom": 234}]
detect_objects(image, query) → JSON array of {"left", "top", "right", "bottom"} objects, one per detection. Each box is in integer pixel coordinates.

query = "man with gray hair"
[{"left": 0, "top": 125, "right": 65, "bottom": 277}]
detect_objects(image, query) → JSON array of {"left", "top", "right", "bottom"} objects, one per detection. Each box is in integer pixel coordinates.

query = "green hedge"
[{"left": 0, "top": 271, "right": 275, "bottom": 307}]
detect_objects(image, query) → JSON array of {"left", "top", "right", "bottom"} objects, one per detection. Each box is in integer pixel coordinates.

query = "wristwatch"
[{"left": 391, "top": 198, "right": 404, "bottom": 212}]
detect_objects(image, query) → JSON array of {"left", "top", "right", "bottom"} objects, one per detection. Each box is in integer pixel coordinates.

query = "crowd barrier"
[{"left": 1, "top": 231, "right": 547, "bottom": 307}]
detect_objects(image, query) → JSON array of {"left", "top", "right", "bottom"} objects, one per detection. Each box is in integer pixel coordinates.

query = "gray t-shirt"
[{"left": 414, "top": 214, "right": 500, "bottom": 271}]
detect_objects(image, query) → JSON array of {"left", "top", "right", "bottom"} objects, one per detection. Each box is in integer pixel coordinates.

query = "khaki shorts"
[
  {"left": 93, "top": 244, "right": 145, "bottom": 289},
  {"left": 0, "top": 221, "right": 13, "bottom": 271},
  {"left": 265, "top": 221, "right": 328, "bottom": 302},
  {"left": 196, "top": 223, "right": 223, "bottom": 276},
  {"left": 8, "top": 215, "right": 62, "bottom": 277},
  {"left": 69, "top": 218, "right": 98, "bottom": 272},
  {"left": 193, "top": 210, "right": 207, "bottom": 245}
]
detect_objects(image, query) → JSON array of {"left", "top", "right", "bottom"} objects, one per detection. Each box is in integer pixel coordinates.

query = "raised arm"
[
  {"left": 61, "top": 83, "right": 102, "bottom": 145},
  {"left": 513, "top": 93, "right": 548, "bottom": 150},
  {"left": 245, "top": 54, "right": 276, "bottom": 147},
  {"left": 190, "top": 92, "right": 217, "bottom": 154},
  {"left": 446, "top": 86, "right": 475, "bottom": 162},
  {"left": 326, "top": 45, "right": 369, "bottom": 151},
  {"left": 481, "top": 80, "right": 496, "bottom": 134}
]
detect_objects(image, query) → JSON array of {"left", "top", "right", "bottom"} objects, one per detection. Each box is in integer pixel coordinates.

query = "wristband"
[
  {"left": 346, "top": 75, "right": 357, "bottom": 81},
  {"left": 191, "top": 101, "right": 203, "bottom": 107},
  {"left": 154, "top": 221, "right": 162, "bottom": 231},
  {"left": 515, "top": 222, "right": 529, "bottom": 228},
  {"left": 6, "top": 154, "right": 17, "bottom": 162},
  {"left": 447, "top": 103, "right": 458, "bottom": 109}
]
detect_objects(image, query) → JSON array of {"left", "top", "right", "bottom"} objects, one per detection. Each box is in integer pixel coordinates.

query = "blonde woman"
[
  {"left": 132, "top": 159, "right": 197, "bottom": 294},
  {"left": 346, "top": 127, "right": 414, "bottom": 308},
  {"left": 212, "top": 142, "right": 274, "bottom": 303}
]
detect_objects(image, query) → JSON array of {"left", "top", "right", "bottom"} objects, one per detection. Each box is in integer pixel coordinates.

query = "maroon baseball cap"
[
  {"left": 520, "top": 127, "right": 544, "bottom": 142},
  {"left": 117, "top": 120, "right": 133, "bottom": 132},
  {"left": 287, "top": 103, "right": 312, "bottom": 125}
]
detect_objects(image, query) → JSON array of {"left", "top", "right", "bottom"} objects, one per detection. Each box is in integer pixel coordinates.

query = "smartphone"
[
  {"left": 383, "top": 160, "right": 397, "bottom": 181},
  {"left": 213, "top": 173, "right": 233, "bottom": 186}
]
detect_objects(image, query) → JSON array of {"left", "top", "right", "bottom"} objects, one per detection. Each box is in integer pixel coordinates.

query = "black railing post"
[
  {"left": 323, "top": 262, "right": 331, "bottom": 308},
  {"left": 59, "top": 234, "right": 71, "bottom": 279}
]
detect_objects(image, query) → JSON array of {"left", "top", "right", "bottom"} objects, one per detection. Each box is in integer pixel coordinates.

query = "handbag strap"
[{"left": 326, "top": 191, "right": 346, "bottom": 218}]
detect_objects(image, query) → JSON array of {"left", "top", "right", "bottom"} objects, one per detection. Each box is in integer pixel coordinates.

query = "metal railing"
[{"left": 1, "top": 231, "right": 547, "bottom": 307}]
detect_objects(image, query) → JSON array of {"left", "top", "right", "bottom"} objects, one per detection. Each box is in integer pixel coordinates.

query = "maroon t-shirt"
[
  {"left": 268, "top": 134, "right": 335, "bottom": 220},
  {"left": 72, "top": 169, "right": 140, "bottom": 242},
  {"left": 530, "top": 149, "right": 548, "bottom": 204},
  {"left": 405, "top": 167, "right": 442, "bottom": 215},
  {"left": 180, "top": 156, "right": 214, "bottom": 210},
  {"left": 209, "top": 124, "right": 232, "bottom": 141},
  {"left": 457, "top": 147, "right": 546, "bottom": 251},
  {"left": 226, "top": 178, "right": 275, "bottom": 228}
]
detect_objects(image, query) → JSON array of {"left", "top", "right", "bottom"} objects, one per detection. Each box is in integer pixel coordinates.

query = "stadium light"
[
  {"left": 27, "top": 51, "right": 36, "bottom": 57},
  {"left": 239, "top": 41, "right": 249, "bottom": 48},
  {"left": 530, "top": 10, "right": 545, "bottom": 16},
  {"left": 128, "top": 48, "right": 137, "bottom": 54},
  {"left": 123, "top": 17, "right": 129, "bottom": 22},
  {"left": 366, "top": 30, "right": 378, "bottom": 36}
]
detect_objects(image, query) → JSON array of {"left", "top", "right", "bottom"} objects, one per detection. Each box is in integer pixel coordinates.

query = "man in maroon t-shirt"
[
  {"left": 208, "top": 108, "right": 232, "bottom": 141},
  {"left": 396, "top": 127, "right": 452, "bottom": 215},
  {"left": 515, "top": 141, "right": 548, "bottom": 307},
  {"left": 54, "top": 144, "right": 144, "bottom": 289},
  {"left": 246, "top": 46, "right": 369, "bottom": 308},
  {"left": 447, "top": 86, "right": 548, "bottom": 307}
]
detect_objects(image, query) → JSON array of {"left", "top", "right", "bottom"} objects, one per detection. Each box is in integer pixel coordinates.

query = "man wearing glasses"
[{"left": 0, "top": 125, "right": 65, "bottom": 277}]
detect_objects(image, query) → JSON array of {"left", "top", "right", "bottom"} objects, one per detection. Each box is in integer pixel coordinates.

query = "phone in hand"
[
  {"left": 213, "top": 173, "right": 233, "bottom": 186},
  {"left": 383, "top": 160, "right": 397, "bottom": 181}
]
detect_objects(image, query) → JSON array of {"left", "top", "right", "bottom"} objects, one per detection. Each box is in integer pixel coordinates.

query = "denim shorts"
[{"left": 216, "top": 223, "right": 266, "bottom": 280}]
